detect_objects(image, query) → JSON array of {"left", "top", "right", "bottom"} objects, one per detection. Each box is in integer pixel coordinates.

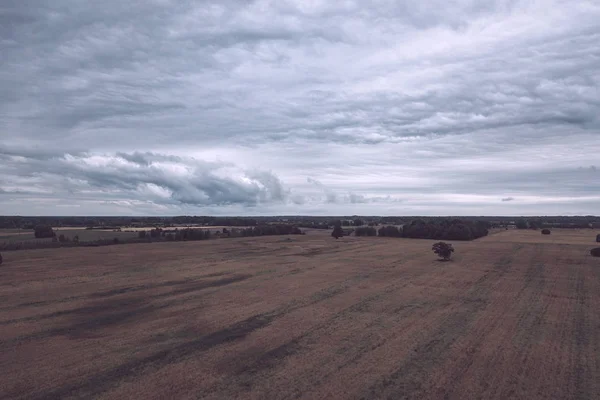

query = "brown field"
[{"left": 1, "top": 229, "right": 599, "bottom": 399}]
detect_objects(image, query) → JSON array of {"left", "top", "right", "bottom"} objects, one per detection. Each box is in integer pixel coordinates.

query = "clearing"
[{"left": 1, "top": 229, "right": 599, "bottom": 399}]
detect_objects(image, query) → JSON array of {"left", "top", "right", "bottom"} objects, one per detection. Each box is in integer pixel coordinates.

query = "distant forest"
[{"left": 0, "top": 215, "right": 598, "bottom": 230}]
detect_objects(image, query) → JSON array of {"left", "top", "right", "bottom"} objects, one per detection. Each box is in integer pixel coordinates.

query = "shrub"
[
  {"left": 355, "top": 226, "right": 377, "bottom": 236},
  {"left": 58, "top": 234, "right": 68, "bottom": 243},
  {"left": 149, "top": 228, "right": 162, "bottom": 238},
  {"left": 378, "top": 226, "right": 402, "bottom": 237},
  {"left": 331, "top": 224, "right": 344, "bottom": 239},
  {"left": 175, "top": 228, "right": 211, "bottom": 240},
  {"left": 34, "top": 225, "right": 56, "bottom": 238},
  {"left": 515, "top": 219, "right": 528, "bottom": 229},
  {"left": 235, "top": 225, "right": 303, "bottom": 237},
  {"left": 590, "top": 247, "right": 600, "bottom": 257},
  {"left": 444, "top": 223, "right": 474, "bottom": 241},
  {"left": 0, "top": 252, "right": 3, "bottom": 265},
  {"left": 138, "top": 231, "right": 147, "bottom": 239},
  {"left": 596, "top": 234, "right": 600, "bottom": 243},
  {"left": 73, "top": 235, "right": 80, "bottom": 243},
  {"left": 432, "top": 242, "right": 454, "bottom": 260},
  {"left": 113, "top": 237, "right": 120, "bottom": 244},
  {"left": 541, "top": 229, "right": 551, "bottom": 235},
  {"left": 529, "top": 221, "right": 539, "bottom": 230},
  {"left": 472, "top": 221, "right": 490, "bottom": 238},
  {"left": 342, "top": 228, "right": 355, "bottom": 236}
]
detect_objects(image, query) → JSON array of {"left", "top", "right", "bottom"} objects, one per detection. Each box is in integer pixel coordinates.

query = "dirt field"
[{"left": 1, "top": 229, "right": 599, "bottom": 399}]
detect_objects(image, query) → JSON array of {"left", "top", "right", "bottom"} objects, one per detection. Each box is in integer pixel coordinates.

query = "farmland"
[
  {"left": 0, "top": 228, "right": 139, "bottom": 243},
  {"left": 1, "top": 229, "right": 599, "bottom": 399},
  {"left": 0, "top": 226, "right": 253, "bottom": 250}
]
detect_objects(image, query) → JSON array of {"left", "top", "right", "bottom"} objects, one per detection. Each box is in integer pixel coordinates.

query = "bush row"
[
  {"left": 354, "top": 226, "right": 377, "bottom": 236},
  {"left": 140, "top": 225, "right": 304, "bottom": 241}
]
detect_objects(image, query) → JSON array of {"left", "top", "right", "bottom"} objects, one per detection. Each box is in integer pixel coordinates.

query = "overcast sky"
[{"left": 1, "top": 0, "right": 599, "bottom": 216}]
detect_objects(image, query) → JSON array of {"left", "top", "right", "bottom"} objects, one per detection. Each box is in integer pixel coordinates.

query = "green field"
[{"left": 0, "top": 228, "right": 139, "bottom": 243}]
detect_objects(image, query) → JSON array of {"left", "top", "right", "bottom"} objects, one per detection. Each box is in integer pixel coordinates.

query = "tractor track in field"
[{"left": 2, "top": 233, "right": 600, "bottom": 400}]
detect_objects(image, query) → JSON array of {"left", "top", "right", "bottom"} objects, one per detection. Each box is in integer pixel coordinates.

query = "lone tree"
[
  {"left": 541, "top": 229, "right": 551, "bottom": 235},
  {"left": 432, "top": 242, "right": 454, "bottom": 261},
  {"left": 331, "top": 222, "right": 344, "bottom": 239}
]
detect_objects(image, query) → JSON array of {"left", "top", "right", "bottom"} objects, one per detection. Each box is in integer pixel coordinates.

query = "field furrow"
[{"left": 1, "top": 229, "right": 599, "bottom": 399}]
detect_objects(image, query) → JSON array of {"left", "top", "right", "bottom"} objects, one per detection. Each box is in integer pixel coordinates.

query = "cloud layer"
[{"left": 1, "top": 0, "right": 599, "bottom": 215}]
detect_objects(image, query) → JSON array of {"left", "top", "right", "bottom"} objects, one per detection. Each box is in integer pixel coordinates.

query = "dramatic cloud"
[
  {"left": 0, "top": 147, "right": 289, "bottom": 210},
  {"left": 1, "top": 0, "right": 599, "bottom": 215}
]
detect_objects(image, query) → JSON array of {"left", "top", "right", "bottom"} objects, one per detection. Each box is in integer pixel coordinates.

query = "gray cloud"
[
  {"left": 307, "top": 177, "right": 338, "bottom": 204},
  {"left": 349, "top": 193, "right": 368, "bottom": 204},
  {"left": 1, "top": 0, "right": 600, "bottom": 215},
  {"left": 0, "top": 148, "right": 288, "bottom": 208}
]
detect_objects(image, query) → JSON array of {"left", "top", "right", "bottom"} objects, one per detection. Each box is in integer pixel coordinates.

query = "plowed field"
[{"left": 1, "top": 229, "right": 599, "bottom": 399}]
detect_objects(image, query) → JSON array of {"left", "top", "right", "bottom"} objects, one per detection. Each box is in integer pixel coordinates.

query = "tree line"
[
  {"left": 2, "top": 224, "right": 304, "bottom": 252},
  {"left": 354, "top": 219, "right": 490, "bottom": 241},
  {"left": 139, "top": 225, "right": 303, "bottom": 241},
  {"left": 2, "top": 215, "right": 599, "bottom": 230},
  {"left": 515, "top": 218, "right": 594, "bottom": 229}
]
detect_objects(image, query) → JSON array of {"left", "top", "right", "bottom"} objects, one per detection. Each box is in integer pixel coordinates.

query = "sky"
[{"left": 1, "top": 0, "right": 599, "bottom": 216}]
